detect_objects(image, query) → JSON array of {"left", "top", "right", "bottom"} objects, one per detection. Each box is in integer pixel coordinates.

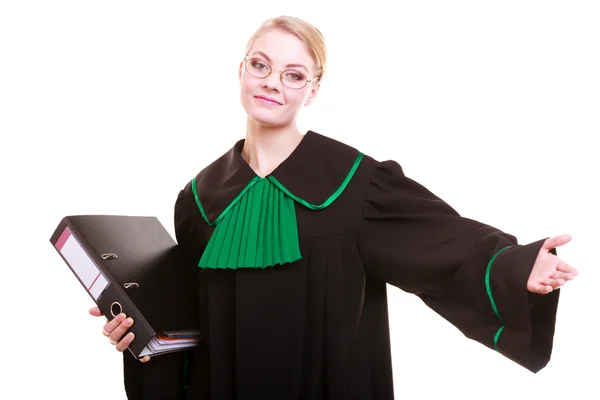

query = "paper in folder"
[{"left": 50, "top": 215, "right": 201, "bottom": 359}]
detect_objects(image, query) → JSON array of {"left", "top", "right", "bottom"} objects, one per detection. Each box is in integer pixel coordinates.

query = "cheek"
[
  {"left": 239, "top": 80, "right": 255, "bottom": 108},
  {"left": 287, "top": 91, "right": 310, "bottom": 109},
  {"left": 240, "top": 73, "right": 257, "bottom": 94},
  {"left": 240, "top": 78, "right": 251, "bottom": 95}
]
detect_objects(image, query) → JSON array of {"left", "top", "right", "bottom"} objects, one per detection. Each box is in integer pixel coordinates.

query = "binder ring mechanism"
[
  {"left": 100, "top": 253, "right": 139, "bottom": 290},
  {"left": 110, "top": 301, "right": 122, "bottom": 317},
  {"left": 124, "top": 282, "right": 139, "bottom": 289}
]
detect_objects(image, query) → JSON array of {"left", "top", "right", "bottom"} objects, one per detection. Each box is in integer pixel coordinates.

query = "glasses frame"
[{"left": 243, "top": 57, "right": 319, "bottom": 90}]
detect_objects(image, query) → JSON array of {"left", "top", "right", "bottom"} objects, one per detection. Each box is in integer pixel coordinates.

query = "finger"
[
  {"left": 541, "top": 278, "right": 565, "bottom": 289},
  {"left": 557, "top": 260, "right": 578, "bottom": 276},
  {"left": 139, "top": 356, "right": 151, "bottom": 363},
  {"left": 108, "top": 317, "right": 134, "bottom": 345},
  {"left": 543, "top": 234, "right": 572, "bottom": 250},
  {"left": 103, "top": 313, "right": 127, "bottom": 336},
  {"left": 115, "top": 332, "right": 135, "bottom": 352},
  {"left": 528, "top": 283, "right": 554, "bottom": 294},
  {"left": 550, "top": 271, "right": 576, "bottom": 281},
  {"left": 89, "top": 307, "right": 103, "bottom": 317}
]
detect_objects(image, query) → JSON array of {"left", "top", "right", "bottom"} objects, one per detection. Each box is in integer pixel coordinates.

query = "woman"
[{"left": 91, "top": 15, "right": 577, "bottom": 400}]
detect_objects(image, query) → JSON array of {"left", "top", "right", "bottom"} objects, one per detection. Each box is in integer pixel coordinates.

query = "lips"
[{"left": 255, "top": 95, "right": 282, "bottom": 106}]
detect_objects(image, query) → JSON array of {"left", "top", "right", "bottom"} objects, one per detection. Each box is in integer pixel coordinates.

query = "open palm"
[{"left": 527, "top": 234, "right": 578, "bottom": 294}]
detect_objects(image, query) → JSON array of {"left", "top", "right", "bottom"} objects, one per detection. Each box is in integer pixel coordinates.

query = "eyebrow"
[{"left": 251, "top": 51, "right": 309, "bottom": 72}]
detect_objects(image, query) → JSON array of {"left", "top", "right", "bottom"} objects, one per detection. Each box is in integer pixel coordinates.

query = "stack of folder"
[{"left": 50, "top": 215, "right": 201, "bottom": 359}]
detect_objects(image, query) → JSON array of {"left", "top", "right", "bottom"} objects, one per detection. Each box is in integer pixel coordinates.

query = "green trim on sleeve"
[
  {"left": 485, "top": 246, "right": 511, "bottom": 322},
  {"left": 485, "top": 245, "right": 512, "bottom": 351},
  {"left": 493, "top": 325, "right": 505, "bottom": 351}
]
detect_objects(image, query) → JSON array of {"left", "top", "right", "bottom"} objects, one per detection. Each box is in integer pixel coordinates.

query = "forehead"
[{"left": 248, "top": 29, "right": 314, "bottom": 68}]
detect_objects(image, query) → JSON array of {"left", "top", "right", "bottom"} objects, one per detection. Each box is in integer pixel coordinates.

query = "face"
[{"left": 239, "top": 28, "right": 320, "bottom": 129}]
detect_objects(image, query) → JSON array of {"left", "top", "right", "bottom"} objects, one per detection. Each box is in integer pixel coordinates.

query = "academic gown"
[{"left": 123, "top": 130, "right": 560, "bottom": 400}]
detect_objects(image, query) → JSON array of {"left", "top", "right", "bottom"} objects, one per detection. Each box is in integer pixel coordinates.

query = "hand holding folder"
[
  {"left": 89, "top": 306, "right": 144, "bottom": 358},
  {"left": 50, "top": 215, "right": 201, "bottom": 359}
]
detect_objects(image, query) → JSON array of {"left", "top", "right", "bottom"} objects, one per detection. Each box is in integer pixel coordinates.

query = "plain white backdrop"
[{"left": 1, "top": 1, "right": 598, "bottom": 399}]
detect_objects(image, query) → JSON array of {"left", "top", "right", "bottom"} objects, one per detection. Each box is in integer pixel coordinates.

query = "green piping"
[
  {"left": 191, "top": 177, "right": 211, "bottom": 225},
  {"left": 193, "top": 176, "right": 263, "bottom": 226},
  {"left": 485, "top": 245, "right": 512, "bottom": 351},
  {"left": 485, "top": 246, "right": 511, "bottom": 322},
  {"left": 268, "top": 152, "right": 364, "bottom": 210},
  {"left": 493, "top": 325, "right": 505, "bottom": 351},
  {"left": 192, "top": 152, "right": 364, "bottom": 221}
]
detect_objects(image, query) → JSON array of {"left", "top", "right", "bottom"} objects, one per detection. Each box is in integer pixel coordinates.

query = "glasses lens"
[
  {"left": 246, "top": 58, "right": 270, "bottom": 78},
  {"left": 282, "top": 70, "right": 307, "bottom": 89}
]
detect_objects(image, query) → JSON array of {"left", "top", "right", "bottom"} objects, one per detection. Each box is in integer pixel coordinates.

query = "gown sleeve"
[
  {"left": 357, "top": 160, "right": 560, "bottom": 373},
  {"left": 121, "top": 190, "right": 200, "bottom": 400}
]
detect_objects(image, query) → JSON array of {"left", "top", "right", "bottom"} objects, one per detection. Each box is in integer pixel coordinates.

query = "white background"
[{"left": 1, "top": 1, "right": 598, "bottom": 399}]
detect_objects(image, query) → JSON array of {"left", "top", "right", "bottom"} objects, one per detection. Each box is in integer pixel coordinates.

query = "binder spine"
[
  {"left": 51, "top": 220, "right": 155, "bottom": 357},
  {"left": 54, "top": 226, "right": 110, "bottom": 301}
]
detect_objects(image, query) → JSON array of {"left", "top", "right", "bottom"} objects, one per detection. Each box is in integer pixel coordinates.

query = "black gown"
[{"left": 123, "top": 130, "right": 560, "bottom": 400}]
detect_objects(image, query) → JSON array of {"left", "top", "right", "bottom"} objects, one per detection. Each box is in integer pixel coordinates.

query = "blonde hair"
[{"left": 245, "top": 16, "right": 327, "bottom": 82}]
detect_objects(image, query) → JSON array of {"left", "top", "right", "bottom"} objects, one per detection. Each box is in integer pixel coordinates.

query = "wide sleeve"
[
  {"left": 357, "top": 160, "right": 560, "bottom": 373},
  {"left": 121, "top": 190, "right": 200, "bottom": 400}
]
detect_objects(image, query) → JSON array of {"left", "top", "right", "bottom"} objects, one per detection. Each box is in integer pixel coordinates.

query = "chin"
[
  {"left": 243, "top": 105, "right": 293, "bottom": 129},
  {"left": 249, "top": 115, "right": 291, "bottom": 129}
]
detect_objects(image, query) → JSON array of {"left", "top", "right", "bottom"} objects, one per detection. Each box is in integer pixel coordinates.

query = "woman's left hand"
[{"left": 527, "top": 234, "right": 578, "bottom": 294}]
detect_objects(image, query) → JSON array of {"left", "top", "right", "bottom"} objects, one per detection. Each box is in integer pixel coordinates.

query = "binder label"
[{"left": 55, "top": 227, "right": 109, "bottom": 300}]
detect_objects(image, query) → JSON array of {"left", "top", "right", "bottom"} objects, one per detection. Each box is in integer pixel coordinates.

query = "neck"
[{"left": 241, "top": 119, "right": 304, "bottom": 178}]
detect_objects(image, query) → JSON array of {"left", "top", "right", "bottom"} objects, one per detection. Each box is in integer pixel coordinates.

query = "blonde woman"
[{"left": 92, "top": 15, "right": 577, "bottom": 400}]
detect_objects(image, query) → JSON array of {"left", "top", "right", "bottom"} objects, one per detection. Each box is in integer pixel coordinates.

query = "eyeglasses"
[{"left": 243, "top": 57, "right": 319, "bottom": 90}]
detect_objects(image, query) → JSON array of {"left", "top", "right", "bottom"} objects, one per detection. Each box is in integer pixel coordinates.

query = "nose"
[{"left": 262, "top": 68, "right": 283, "bottom": 90}]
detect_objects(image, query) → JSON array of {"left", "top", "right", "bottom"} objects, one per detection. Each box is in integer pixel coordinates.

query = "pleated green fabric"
[
  {"left": 192, "top": 152, "right": 365, "bottom": 269},
  {"left": 198, "top": 178, "right": 301, "bottom": 269}
]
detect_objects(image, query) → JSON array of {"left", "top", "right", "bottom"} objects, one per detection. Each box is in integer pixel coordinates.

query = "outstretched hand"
[{"left": 527, "top": 234, "right": 578, "bottom": 294}]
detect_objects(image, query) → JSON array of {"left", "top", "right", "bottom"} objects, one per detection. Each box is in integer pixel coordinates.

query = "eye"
[
  {"left": 251, "top": 59, "right": 268, "bottom": 70},
  {"left": 284, "top": 71, "right": 306, "bottom": 82}
]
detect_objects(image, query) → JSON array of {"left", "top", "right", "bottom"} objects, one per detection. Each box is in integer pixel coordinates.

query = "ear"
[{"left": 304, "top": 81, "right": 321, "bottom": 107}]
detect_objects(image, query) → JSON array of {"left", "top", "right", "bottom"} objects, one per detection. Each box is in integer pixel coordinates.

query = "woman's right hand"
[{"left": 89, "top": 306, "right": 151, "bottom": 362}]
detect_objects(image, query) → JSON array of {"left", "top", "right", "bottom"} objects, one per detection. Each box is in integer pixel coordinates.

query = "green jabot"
[
  {"left": 197, "top": 177, "right": 301, "bottom": 269},
  {"left": 192, "top": 152, "right": 364, "bottom": 269}
]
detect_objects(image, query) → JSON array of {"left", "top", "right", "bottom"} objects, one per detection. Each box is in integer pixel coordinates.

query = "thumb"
[
  {"left": 543, "top": 234, "right": 572, "bottom": 250},
  {"left": 89, "top": 306, "right": 104, "bottom": 317}
]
